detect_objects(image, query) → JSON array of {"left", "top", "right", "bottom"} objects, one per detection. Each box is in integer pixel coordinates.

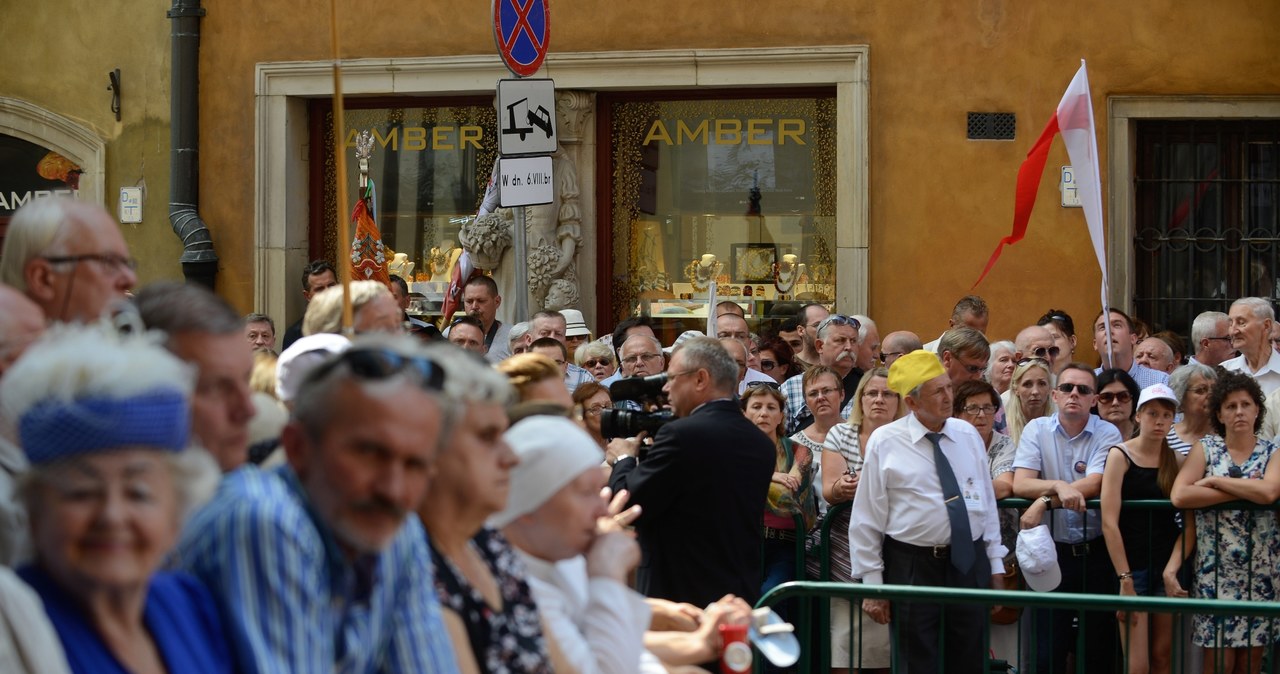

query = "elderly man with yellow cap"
[{"left": 847, "top": 349, "right": 1007, "bottom": 674}]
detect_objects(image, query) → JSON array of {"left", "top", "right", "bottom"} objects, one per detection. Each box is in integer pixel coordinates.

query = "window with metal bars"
[{"left": 1133, "top": 120, "right": 1280, "bottom": 341}]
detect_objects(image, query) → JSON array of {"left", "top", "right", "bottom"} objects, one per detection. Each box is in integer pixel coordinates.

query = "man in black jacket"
[{"left": 607, "top": 336, "right": 775, "bottom": 607}]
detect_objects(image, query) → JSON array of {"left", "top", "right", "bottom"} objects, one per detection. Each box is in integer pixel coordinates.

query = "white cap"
[
  {"left": 1137, "top": 382, "right": 1178, "bottom": 411},
  {"left": 275, "top": 333, "right": 351, "bottom": 402},
  {"left": 663, "top": 329, "right": 705, "bottom": 355},
  {"left": 562, "top": 309, "right": 590, "bottom": 338},
  {"left": 1017, "top": 525, "right": 1062, "bottom": 592},
  {"left": 490, "top": 416, "right": 604, "bottom": 528}
]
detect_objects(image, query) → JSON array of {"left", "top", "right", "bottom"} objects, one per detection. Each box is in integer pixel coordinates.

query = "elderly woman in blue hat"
[{"left": 2, "top": 324, "right": 230, "bottom": 674}]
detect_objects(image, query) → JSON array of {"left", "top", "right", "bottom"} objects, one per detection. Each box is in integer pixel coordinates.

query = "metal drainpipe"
[{"left": 167, "top": 0, "right": 218, "bottom": 289}]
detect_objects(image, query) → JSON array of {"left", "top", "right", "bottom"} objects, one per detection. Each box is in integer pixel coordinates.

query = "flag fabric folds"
[{"left": 973, "top": 60, "right": 1109, "bottom": 317}]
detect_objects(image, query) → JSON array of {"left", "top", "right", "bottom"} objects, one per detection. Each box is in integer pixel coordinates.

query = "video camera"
[{"left": 600, "top": 373, "right": 675, "bottom": 439}]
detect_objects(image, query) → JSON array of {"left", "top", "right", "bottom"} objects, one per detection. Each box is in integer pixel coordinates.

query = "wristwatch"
[{"left": 1039, "top": 495, "right": 1053, "bottom": 508}]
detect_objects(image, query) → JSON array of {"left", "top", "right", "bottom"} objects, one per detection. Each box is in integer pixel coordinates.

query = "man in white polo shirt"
[{"left": 1221, "top": 297, "right": 1280, "bottom": 395}]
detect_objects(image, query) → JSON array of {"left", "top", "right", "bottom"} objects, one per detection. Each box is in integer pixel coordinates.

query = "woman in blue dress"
[
  {"left": 1, "top": 324, "right": 232, "bottom": 674},
  {"left": 1171, "top": 370, "right": 1280, "bottom": 674}
]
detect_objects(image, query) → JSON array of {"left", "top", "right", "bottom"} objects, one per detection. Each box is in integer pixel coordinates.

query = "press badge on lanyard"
[{"left": 962, "top": 476, "right": 982, "bottom": 511}]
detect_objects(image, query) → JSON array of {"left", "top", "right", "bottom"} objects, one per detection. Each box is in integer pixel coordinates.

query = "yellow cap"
[{"left": 887, "top": 349, "right": 946, "bottom": 397}]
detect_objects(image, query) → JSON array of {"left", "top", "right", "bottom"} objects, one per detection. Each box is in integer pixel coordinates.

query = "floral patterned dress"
[
  {"left": 1192, "top": 436, "right": 1280, "bottom": 648},
  {"left": 430, "top": 527, "right": 554, "bottom": 673}
]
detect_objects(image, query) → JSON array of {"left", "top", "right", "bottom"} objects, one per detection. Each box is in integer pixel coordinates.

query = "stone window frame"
[
  {"left": 0, "top": 97, "right": 107, "bottom": 206},
  {"left": 1107, "top": 95, "right": 1280, "bottom": 311},
  {"left": 255, "top": 47, "right": 869, "bottom": 327}
]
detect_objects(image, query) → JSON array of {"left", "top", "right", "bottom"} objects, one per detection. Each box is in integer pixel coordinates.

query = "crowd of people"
[{"left": 0, "top": 196, "right": 1278, "bottom": 674}]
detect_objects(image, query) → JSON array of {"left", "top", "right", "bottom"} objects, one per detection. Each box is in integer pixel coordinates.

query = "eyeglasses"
[
  {"left": 1029, "top": 345, "right": 1061, "bottom": 360},
  {"left": 42, "top": 253, "right": 138, "bottom": 273},
  {"left": 1204, "top": 336, "right": 1232, "bottom": 342},
  {"left": 745, "top": 381, "right": 780, "bottom": 391},
  {"left": 312, "top": 347, "right": 446, "bottom": 391},
  {"left": 1097, "top": 391, "right": 1132, "bottom": 405},
  {"left": 949, "top": 355, "right": 987, "bottom": 374},
  {"left": 666, "top": 369, "right": 698, "bottom": 382},
  {"left": 816, "top": 314, "right": 861, "bottom": 334},
  {"left": 583, "top": 358, "right": 613, "bottom": 368},
  {"left": 759, "top": 359, "right": 778, "bottom": 369},
  {"left": 880, "top": 351, "right": 907, "bottom": 362},
  {"left": 1187, "top": 386, "right": 1211, "bottom": 396},
  {"left": 1055, "top": 383, "right": 1095, "bottom": 396},
  {"left": 961, "top": 404, "right": 997, "bottom": 416},
  {"left": 621, "top": 352, "right": 662, "bottom": 366},
  {"left": 584, "top": 404, "right": 613, "bottom": 417},
  {"left": 806, "top": 386, "right": 841, "bottom": 399},
  {"left": 862, "top": 389, "right": 898, "bottom": 399},
  {"left": 1016, "top": 357, "right": 1050, "bottom": 368}
]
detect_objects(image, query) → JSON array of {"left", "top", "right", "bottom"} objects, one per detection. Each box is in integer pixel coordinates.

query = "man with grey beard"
[{"left": 780, "top": 314, "right": 863, "bottom": 434}]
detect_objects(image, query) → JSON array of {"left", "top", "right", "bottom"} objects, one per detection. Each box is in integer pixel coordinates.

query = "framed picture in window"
[{"left": 731, "top": 243, "right": 778, "bottom": 283}]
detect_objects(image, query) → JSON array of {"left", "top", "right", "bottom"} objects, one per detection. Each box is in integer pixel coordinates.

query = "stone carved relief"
[{"left": 459, "top": 91, "right": 593, "bottom": 323}]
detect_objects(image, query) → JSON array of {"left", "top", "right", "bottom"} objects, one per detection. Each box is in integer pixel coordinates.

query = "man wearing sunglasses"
[
  {"left": 0, "top": 197, "right": 137, "bottom": 324},
  {"left": 781, "top": 314, "right": 863, "bottom": 434},
  {"left": 1012, "top": 363, "right": 1123, "bottom": 674},
  {"left": 176, "top": 336, "right": 459, "bottom": 673},
  {"left": 1014, "top": 325, "right": 1060, "bottom": 373}
]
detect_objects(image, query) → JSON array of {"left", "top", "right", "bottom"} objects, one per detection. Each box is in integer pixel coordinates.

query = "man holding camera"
[{"left": 607, "top": 337, "right": 775, "bottom": 607}]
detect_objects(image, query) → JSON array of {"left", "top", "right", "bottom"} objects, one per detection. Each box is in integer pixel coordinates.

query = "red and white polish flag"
[{"left": 974, "top": 60, "right": 1109, "bottom": 317}]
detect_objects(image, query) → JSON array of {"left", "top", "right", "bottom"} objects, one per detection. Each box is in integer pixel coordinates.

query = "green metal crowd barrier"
[{"left": 759, "top": 497, "right": 1280, "bottom": 673}]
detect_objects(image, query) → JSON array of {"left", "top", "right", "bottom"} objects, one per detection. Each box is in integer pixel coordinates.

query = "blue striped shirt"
[{"left": 174, "top": 464, "right": 458, "bottom": 674}]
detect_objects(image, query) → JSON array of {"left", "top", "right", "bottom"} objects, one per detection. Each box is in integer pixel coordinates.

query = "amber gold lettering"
[
  {"left": 778, "top": 119, "right": 806, "bottom": 145},
  {"left": 460, "top": 125, "right": 483, "bottom": 149},
  {"left": 402, "top": 127, "right": 427, "bottom": 151},
  {"left": 746, "top": 119, "right": 772, "bottom": 145},
  {"left": 431, "top": 127, "right": 453, "bottom": 150},
  {"left": 715, "top": 119, "right": 742, "bottom": 145},
  {"left": 677, "top": 120, "right": 710, "bottom": 145},
  {"left": 643, "top": 120, "right": 674, "bottom": 146}
]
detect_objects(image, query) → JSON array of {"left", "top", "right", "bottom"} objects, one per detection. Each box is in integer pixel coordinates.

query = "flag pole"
[{"left": 329, "top": 0, "right": 354, "bottom": 333}]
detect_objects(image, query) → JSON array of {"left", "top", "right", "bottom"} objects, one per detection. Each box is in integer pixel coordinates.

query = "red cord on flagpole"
[{"left": 329, "top": 0, "right": 353, "bottom": 333}]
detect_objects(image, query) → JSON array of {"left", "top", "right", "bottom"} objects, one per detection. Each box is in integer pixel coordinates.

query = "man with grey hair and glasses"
[
  {"left": 0, "top": 197, "right": 137, "bottom": 323},
  {"left": 781, "top": 314, "right": 862, "bottom": 434},
  {"left": 1189, "top": 310, "right": 1233, "bottom": 367},
  {"left": 607, "top": 336, "right": 774, "bottom": 606}
]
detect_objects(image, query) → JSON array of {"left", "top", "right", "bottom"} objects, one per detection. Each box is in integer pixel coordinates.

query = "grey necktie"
[{"left": 925, "top": 431, "right": 975, "bottom": 574}]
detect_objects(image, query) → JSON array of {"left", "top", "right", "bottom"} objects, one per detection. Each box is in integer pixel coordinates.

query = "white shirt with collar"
[
  {"left": 1221, "top": 349, "right": 1280, "bottom": 396},
  {"left": 848, "top": 414, "right": 1007, "bottom": 585},
  {"left": 1013, "top": 413, "right": 1122, "bottom": 543}
]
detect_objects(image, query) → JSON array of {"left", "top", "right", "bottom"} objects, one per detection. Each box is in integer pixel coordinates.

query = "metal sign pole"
[{"left": 512, "top": 206, "right": 529, "bottom": 321}]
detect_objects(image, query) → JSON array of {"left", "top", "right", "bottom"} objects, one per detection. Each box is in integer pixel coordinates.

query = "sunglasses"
[
  {"left": 1016, "top": 357, "right": 1050, "bottom": 367},
  {"left": 745, "top": 381, "right": 781, "bottom": 391},
  {"left": 1029, "top": 345, "right": 1061, "bottom": 360},
  {"left": 583, "top": 358, "right": 613, "bottom": 368},
  {"left": 312, "top": 347, "right": 446, "bottom": 391},
  {"left": 816, "top": 314, "right": 861, "bottom": 333},
  {"left": 1055, "top": 383, "right": 1094, "bottom": 396},
  {"left": 1097, "top": 391, "right": 1132, "bottom": 405}
]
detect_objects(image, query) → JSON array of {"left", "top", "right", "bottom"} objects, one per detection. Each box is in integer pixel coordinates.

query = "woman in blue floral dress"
[{"left": 1170, "top": 370, "right": 1280, "bottom": 673}]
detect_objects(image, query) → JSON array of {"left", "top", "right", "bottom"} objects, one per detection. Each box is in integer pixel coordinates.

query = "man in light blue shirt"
[
  {"left": 1013, "top": 363, "right": 1122, "bottom": 674},
  {"left": 175, "top": 336, "right": 459, "bottom": 674}
]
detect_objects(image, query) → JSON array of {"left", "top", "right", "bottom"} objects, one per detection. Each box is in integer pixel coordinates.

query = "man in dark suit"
[{"left": 607, "top": 336, "right": 775, "bottom": 607}]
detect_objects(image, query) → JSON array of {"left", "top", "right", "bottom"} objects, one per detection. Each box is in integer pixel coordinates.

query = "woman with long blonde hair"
[{"left": 1004, "top": 358, "right": 1054, "bottom": 446}]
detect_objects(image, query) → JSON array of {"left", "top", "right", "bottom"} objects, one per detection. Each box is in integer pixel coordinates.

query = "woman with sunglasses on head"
[
  {"left": 572, "top": 382, "right": 613, "bottom": 450},
  {"left": 1169, "top": 371, "right": 1280, "bottom": 674},
  {"left": 1101, "top": 384, "right": 1185, "bottom": 674},
  {"left": 1004, "top": 358, "right": 1054, "bottom": 447},
  {"left": 741, "top": 381, "right": 817, "bottom": 606},
  {"left": 574, "top": 341, "right": 617, "bottom": 382},
  {"left": 816, "top": 367, "right": 903, "bottom": 674},
  {"left": 1168, "top": 363, "right": 1218, "bottom": 456},
  {"left": 1095, "top": 369, "right": 1142, "bottom": 440},
  {"left": 757, "top": 335, "right": 800, "bottom": 384}
]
